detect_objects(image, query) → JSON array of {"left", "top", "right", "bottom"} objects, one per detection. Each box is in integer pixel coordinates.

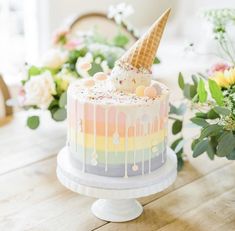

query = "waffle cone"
[{"left": 120, "top": 8, "right": 171, "bottom": 70}]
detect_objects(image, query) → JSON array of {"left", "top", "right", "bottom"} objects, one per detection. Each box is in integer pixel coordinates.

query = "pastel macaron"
[
  {"left": 144, "top": 86, "right": 157, "bottom": 98},
  {"left": 94, "top": 72, "right": 108, "bottom": 81},
  {"left": 135, "top": 85, "right": 145, "bottom": 97}
]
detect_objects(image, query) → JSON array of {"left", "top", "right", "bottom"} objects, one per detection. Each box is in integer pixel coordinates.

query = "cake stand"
[{"left": 56, "top": 147, "right": 177, "bottom": 222}]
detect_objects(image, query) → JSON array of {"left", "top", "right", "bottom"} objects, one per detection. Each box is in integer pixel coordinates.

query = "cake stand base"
[
  {"left": 92, "top": 199, "right": 143, "bottom": 222},
  {"left": 57, "top": 147, "right": 177, "bottom": 222}
]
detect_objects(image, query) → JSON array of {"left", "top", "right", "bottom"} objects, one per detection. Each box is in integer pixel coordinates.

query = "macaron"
[
  {"left": 94, "top": 72, "right": 108, "bottom": 81},
  {"left": 144, "top": 86, "right": 157, "bottom": 98},
  {"left": 135, "top": 85, "right": 145, "bottom": 97}
]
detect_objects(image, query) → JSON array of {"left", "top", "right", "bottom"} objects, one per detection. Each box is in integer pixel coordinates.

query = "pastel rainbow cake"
[{"left": 67, "top": 9, "right": 171, "bottom": 178}]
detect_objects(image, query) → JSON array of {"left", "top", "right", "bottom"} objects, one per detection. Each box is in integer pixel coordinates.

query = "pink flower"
[
  {"left": 64, "top": 39, "right": 83, "bottom": 50},
  {"left": 210, "top": 63, "right": 230, "bottom": 74}
]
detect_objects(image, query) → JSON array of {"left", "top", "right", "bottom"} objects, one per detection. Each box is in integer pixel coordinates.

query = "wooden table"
[{"left": 0, "top": 111, "right": 235, "bottom": 231}]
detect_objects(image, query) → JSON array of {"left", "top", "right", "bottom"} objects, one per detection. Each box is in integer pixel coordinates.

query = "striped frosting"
[{"left": 67, "top": 80, "right": 169, "bottom": 177}]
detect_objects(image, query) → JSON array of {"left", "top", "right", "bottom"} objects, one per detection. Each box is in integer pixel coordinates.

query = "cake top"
[
  {"left": 69, "top": 78, "right": 169, "bottom": 106},
  {"left": 109, "top": 8, "right": 171, "bottom": 93}
]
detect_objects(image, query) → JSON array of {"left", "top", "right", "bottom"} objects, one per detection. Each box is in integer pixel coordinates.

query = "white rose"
[
  {"left": 24, "top": 71, "right": 56, "bottom": 109},
  {"left": 41, "top": 49, "right": 68, "bottom": 69}
]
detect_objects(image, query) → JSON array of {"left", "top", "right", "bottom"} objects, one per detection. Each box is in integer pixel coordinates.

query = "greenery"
[{"left": 170, "top": 71, "right": 235, "bottom": 170}]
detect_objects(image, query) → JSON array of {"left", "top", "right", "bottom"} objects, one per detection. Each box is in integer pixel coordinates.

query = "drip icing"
[
  {"left": 91, "top": 104, "right": 98, "bottom": 166},
  {"left": 82, "top": 103, "right": 85, "bottom": 172},
  {"left": 124, "top": 118, "right": 128, "bottom": 178},
  {"left": 105, "top": 108, "right": 108, "bottom": 172}
]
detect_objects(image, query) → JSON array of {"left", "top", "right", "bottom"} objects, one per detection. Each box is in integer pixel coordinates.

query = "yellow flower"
[{"left": 210, "top": 67, "right": 235, "bottom": 88}]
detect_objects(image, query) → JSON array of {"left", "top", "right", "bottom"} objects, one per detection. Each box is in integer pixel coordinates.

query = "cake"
[{"left": 67, "top": 9, "right": 171, "bottom": 178}]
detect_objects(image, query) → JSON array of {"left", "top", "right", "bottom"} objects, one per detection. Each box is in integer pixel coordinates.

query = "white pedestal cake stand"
[{"left": 57, "top": 147, "right": 177, "bottom": 222}]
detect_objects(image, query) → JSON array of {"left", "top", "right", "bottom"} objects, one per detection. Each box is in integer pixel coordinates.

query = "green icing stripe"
[{"left": 69, "top": 141, "right": 165, "bottom": 165}]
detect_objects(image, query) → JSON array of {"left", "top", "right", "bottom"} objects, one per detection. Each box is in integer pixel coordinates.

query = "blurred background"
[
  {"left": 0, "top": 0, "right": 234, "bottom": 85},
  {"left": 0, "top": 0, "right": 235, "bottom": 117}
]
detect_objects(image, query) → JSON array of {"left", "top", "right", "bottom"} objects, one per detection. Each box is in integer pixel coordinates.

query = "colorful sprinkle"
[
  {"left": 135, "top": 85, "right": 145, "bottom": 97},
  {"left": 144, "top": 86, "right": 157, "bottom": 98},
  {"left": 94, "top": 72, "right": 107, "bottom": 81}
]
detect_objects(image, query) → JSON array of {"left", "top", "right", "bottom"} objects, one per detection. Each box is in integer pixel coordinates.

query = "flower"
[
  {"left": 75, "top": 52, "right": 93, "bottom": 78},
  {"left": 210, "top": 67, "right": 235, "bottom": 88},
  {"left": 41, "top": 49, "right": 68, "bottom": 69},
  {"left": 210, "top": 63, "right": 230, "bottom": 74},
  {"left": 108, "top": 3, "right": 134, "bottom": 24},
  {"left": 24, "top": 71, "right": 56, "bottom": 109},
  {"left": 64, "top": 39, "right": 84, "bottom": 51}
]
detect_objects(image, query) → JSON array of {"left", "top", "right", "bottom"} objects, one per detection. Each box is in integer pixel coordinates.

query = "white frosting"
[{"left": 110, "top": 65, "right": 152, "bottom": 93}]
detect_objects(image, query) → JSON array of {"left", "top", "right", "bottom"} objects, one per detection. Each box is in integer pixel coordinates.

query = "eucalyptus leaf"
[
  {"left": 217, "top": 131, "right": 235, "bottom": 157},
  {"left": 197, "top": 78, "right": 208, "bottom": 103},
  {"left": 226, "top": 150, "right": 235, "bottom": 160},
  {"left": 171, "top": 137, "right": 183, "bottom": 151},
  {"left": 27, "top": 116, "right": 40, "bottom": 129},
  {"left": 177, "top": 157, "right": 184, "bottom": 171},
  {"left": 208, "top": 79, "right": 224, "bottom": 106},
  {"left": 193, "top": 139, "right": 209, "bottom": 157},
  {"left": 178, "top": 72, "right": 185, "bottom": 90},
  {"left": 172, "top": 120, "right": 183, "bottom": 135},
  {"left": 183, "top": 84, "right": 197, "bottom": 100},
  {"left": 207, "top": 109, "right": 220, "bottom": 119},
  {"left": 169, "top": 103, "right": 187, "bottom": 116},
  {"left": 207, "top": 140, "right": 215, "bottom": 160},
  {"left": 213, "top": 106, "right": 230, "bottom": 116},
  {"left": 200, "top": 124, "right": 222, "bottom": 139},
  {"left": 52, "top": 108, "right": 67, "bottom": 121},
  {"left": 59, "top": 92, "right": 67, "bottom": 108},
  {"left": 190, "top": 117, "right": 209, "bottom": 127},
  {"left": 195, "top": 112, "right": 208, "bottom": 119}
]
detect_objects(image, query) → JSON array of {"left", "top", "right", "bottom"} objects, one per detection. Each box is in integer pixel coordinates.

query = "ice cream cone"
[{"left": 119, "top": 8, "right": 171, "bottom": 70}]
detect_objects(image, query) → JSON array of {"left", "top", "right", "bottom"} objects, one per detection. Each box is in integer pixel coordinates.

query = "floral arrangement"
[
  {"left": 19, "top": 3, "right": 145, "bottom": 129},
  {"left": 170, "top": 9, "right": 235, "bottom": 170}
]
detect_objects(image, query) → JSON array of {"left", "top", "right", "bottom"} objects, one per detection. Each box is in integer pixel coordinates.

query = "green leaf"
[
  {"left": 178, "top": 72, "right": 185, "bottom": 90},
  {"left": 27, "top": 116, "right": 40, "bottom": 129},
  {"left": 207, "top": 109, "right": 220, "bottom": 119},
  {"left": 28, "top": 66, "right": 42, "bottom": 77},
  {"left": 172, "top": 120, "right": 183, "bottom": 135},
  {"left": 177, "top": 157, "right": 184, "bottom": 171},
  {"left": 191, "top": 74, "right": 198, "bottom": 86},
  {"left": 197, "top": 78, "right": 208, "bottom": 103},
  {"left": 153, "top": 57, "right": 160, "bottom": 64},
  {"left": 171, "top": 137, "right": 183, "bottom": 150},
  {"left": 207, "top": 140, "right": 216, "bottom": 160},
  {"left": 226, "top": 150, "right": 235, "bottom": 160},
  {"left": 195, "top": 112, "right": 208, "bottom": 119},
  {"left": 208, "top": 79, "right": 224, "bottom": 106},
  {"left": 217, "top": 131, "right": 235, "bottom": 157},
  {"left": 200, "top": 124, "right": 222, "bottom": 139},
  {"left": 48, "top": 99, "right": 59, "bottom": 110},
  {"left": 213, "top": 106, "right": 230, "bottom": 116},
  {"left": 169, "top": 103, "right": 187, "bottom": 116},
  {"left": 183, "top": 84, "right": 197, "bottom": 100},
  {"left": 52, "top": 108, "right": 67, "bottom": 121},
  {"left": 193, "top": 139, "right": 209, "bottom": 157},
  {"left": 191, "top": 138, "right": 200, "bottom": 150},
  {"left": 59, "top": 92, "right": 67, "bottom": 108},
  {"left": 113, "top": 34, "right": 129, "bottom": 48},
  {"left": 190, "top": 117, "right": 209, "bottom": 127},
  {"left": 88, "top": 62, "right": 103, "bottom": 76}
]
